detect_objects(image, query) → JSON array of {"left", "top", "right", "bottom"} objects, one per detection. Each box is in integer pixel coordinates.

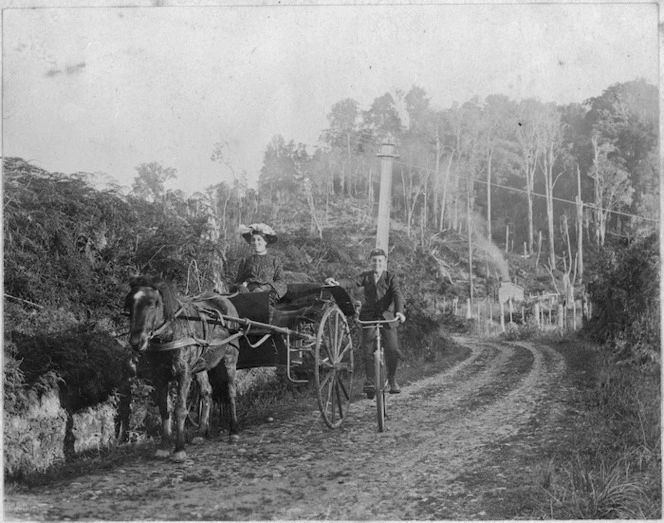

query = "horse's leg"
[
  {"left": 173, "top": 372, "right": 192, "bottom": 462},
  {"left": 154, "top": 380, "right": 172, "bottom": 458},
  {"left": 191, "top": 371, "right": 211, "bottom": 445},
  {"left": 224, "top": 348, "right": 240, "bottom": 443}
]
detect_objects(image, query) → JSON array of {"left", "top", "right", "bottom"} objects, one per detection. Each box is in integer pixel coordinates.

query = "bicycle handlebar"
[{"left": 356, "top": 318, "right": 401, "bottom": 326}]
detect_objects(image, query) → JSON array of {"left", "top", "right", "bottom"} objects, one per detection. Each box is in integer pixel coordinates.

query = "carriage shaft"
[{"left": 219, "top": 314, "right": 314, "bottom": 342}]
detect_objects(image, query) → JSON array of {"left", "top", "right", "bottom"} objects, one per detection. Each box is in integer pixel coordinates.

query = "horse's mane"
[{"left": 128, "top": 275, "right": 181, "bottom": 320}]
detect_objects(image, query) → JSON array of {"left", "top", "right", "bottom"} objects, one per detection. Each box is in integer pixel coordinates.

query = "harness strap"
[
  {"left": 150, "top": 299, "right": 195, "bottom": 338},
  {"left": 243, "top": 333, "right": 272, "bottom": 348},
  {"left": 148, "top": 332, "right": 243, "bottom": 352}
]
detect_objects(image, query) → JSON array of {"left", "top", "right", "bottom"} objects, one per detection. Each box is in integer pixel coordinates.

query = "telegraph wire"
[
  {"left": 316, "top": 134, "right": 658, "bottom": 224},
  {"left": 389, "top": 157, "right": 659, "bottom": 224}
]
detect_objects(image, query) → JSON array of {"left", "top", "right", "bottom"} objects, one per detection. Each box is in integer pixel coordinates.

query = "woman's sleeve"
[
  {"left": 270, "top": 256, "right": 288, "bottom": 298},
  {"left": 235, "top": 258, "right": 246, "bottom": 284}
]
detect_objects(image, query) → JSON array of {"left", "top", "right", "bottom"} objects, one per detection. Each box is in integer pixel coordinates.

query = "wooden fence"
[{"left": 437, "top": 294, "right": 589, "bottom": 335}]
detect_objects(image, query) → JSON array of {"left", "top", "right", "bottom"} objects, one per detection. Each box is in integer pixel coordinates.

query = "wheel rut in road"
[{"left": 5, "top": 337, "right": 567, "bottom": 521}]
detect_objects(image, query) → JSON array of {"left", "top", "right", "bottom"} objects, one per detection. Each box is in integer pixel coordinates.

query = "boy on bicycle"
[{"left": 325, "top": 248, "right": 406, "bottom": 398}]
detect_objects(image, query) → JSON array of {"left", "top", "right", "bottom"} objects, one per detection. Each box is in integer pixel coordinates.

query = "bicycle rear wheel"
[{"left": 374, "top": 348, "right": 387, "bottom": 432}]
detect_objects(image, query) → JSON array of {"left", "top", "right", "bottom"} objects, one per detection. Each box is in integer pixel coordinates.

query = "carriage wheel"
[{"left": 315, "top": 305, "right": 354, "bottom": 429}]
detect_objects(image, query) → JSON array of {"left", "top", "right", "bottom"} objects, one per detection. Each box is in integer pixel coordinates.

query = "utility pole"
[
  {"left": 375, "top": 135, "right": 399, "bottom": 254},
  {"left": 576, "top": 164, "right": 584, "bottom": 283}
]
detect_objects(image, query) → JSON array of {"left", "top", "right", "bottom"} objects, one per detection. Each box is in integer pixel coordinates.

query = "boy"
[{"left": 325, "top": 248, "right": 406, "bottom": 397}]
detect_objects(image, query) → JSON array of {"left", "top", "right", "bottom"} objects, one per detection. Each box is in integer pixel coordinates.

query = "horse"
[{"left": 125, "top": 275, "right": 241, "bottom": 461}]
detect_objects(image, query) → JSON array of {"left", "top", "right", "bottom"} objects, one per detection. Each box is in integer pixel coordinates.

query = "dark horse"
[{"left": 125, "top": 275, "right": 241, "bottom": 461}]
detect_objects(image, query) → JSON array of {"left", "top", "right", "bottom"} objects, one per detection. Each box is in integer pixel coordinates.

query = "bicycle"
[{"left": 356, "top": 317, "right": 400, "bottom": 432}]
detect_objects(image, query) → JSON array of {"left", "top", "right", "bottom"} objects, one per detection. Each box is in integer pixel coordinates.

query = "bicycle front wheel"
[{"left": 374, "top": 348, "right": 387, "bottom": 432}]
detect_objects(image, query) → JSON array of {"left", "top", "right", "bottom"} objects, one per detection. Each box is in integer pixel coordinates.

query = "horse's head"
[{"left": 125, "top": 277, "right": 166, "bottom": 352}]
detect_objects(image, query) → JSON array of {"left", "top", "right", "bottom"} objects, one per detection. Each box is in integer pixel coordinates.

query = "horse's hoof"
[
  {"left": 154, "top": 449, "right": 171, "bottom": 459},
  {"left": 191, "top": 436, "right": 205, "bottom": 445},
  {"left": 229, "top": 434, "right": 240, "bottom": 444},
  {"left": 172, "top": 451, "right": 187, "bottom": 462}
]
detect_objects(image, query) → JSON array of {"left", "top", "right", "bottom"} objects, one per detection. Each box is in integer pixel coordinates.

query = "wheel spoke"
[
  {"left": 336, "top": 374, "right": 350, "bottom": 400},
  {"left": 319, "top": 368, "right": 335, "bottom": 389},
  {"left": 333, "top": 312, "right": 340, "bottom": 357},
  {"left": 322, "top": 328, "right": 335, "bottom": 361},
  {"left": 335, "top": 380, "right": 345, "bottom": 419},
  {"left": 325, "top": 374, "right": 335, "bottom": 420},
  {"left": 338, "top": 340, "right": 352, "bottom": 359}
]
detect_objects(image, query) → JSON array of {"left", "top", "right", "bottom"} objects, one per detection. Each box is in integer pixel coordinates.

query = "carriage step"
[{"left": 290, "top": 350, "right": 303, "bottom": 365}]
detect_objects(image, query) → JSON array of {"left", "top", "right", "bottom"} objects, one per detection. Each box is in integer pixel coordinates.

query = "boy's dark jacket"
[{"left": 339, "top": 270, "right": 404, "bottom": 328}]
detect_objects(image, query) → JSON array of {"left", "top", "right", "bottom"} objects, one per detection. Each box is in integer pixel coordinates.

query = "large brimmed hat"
[{"left": 239, "top": 223, "right": 278, "bottom": 245}]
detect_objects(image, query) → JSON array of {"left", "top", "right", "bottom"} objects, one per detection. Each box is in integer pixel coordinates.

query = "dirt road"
[{"left": 5, "top": 336, "right": 576, "bottom": 520}]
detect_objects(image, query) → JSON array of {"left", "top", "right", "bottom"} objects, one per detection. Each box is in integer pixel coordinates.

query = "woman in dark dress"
[{"left": 234, "top": 223, "right": 287, "bottom": 306}]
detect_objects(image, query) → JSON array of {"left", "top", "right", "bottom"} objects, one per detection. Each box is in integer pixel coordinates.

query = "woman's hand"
[
  {"left": 395, "top": 312, "right": 406, "bottom": 323},
  {"left": 324, "top": 277, "right": 339, "bottom": 286}
]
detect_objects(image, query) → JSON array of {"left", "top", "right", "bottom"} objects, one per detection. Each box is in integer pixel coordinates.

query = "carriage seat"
[
  {"left": 226, "top": 283, "right": 354, "bottom": 332},
  {"left": 227, "top": 283, "right": 326, "bottom": 329}
]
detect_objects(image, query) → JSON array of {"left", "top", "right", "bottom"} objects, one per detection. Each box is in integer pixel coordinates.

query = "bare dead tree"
[
  {"left": 303, "top": 178, "right": 323, "bottom": 239},
  {"left": 430, "top": 247, "right": 454, "bottom": 284}
]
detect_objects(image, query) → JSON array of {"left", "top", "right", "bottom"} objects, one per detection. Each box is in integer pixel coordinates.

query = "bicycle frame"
[{"left": 356, "top": 318, "right": 399, "bottom": 432}]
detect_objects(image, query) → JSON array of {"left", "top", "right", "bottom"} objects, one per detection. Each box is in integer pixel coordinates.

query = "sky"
[{"left": 2, "top": 1, "right": 659, "bottom": 195}]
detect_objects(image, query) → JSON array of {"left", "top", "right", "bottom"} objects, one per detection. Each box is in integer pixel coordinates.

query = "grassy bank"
[{"left": 528, "top": 336, "right": 660, "bottom": 519}]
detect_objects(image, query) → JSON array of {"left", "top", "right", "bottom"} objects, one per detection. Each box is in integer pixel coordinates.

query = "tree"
[
  {"left": 320, "top": 98, "right": 361, "bottom": 196},
  {"left": 437, "top": 104, "right": 463, "bottom": 231},
  {"left": 361, "top": 92, "right": 403, "bottom": 142},
  {"left": 514, "top": 99, "right": 544, "bottom": 255},
  {"left": 400, "top": 86, "right": 436, "bottom": 237},
  {"left": 258, "top": 135, "right": 309, "bottom": 204},
  {"left": 479, "top": 94, "right": 516, "bottom": 242},
  {"left": 536, "top": 103, "right": 566, "bottom": 270},
  {"left": 588, "top": 136, "right": 634, "bottom": 246},
  {"left": 132, "top": 162, "right": 177, "bottom": 202},
  {"left": 584, "top": 79, "right": 658, "bottom": 235}
]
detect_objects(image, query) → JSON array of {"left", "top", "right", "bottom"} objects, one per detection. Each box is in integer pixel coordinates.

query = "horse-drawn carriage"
[{"left": 126, "top": 276, "right": 357, "bottom": 461}]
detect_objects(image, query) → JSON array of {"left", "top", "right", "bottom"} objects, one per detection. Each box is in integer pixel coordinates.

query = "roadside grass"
[{"left": 529, "top": 336, "right": 661, "bottom": 519}]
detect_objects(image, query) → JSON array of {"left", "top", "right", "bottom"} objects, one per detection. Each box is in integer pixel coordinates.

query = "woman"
[{"left": 234, "top": 223, "right": 287, "bottom": 305}]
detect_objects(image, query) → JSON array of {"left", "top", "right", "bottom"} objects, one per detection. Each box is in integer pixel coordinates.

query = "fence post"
[
  {"left": 500, "top": 301, "right": 505, "bottom": 332},
  {"left": 509, "top": 299, "right": 513, "bottom": 324},
  {"left": 534, "top": 302, "right": 541, "bottom": 329},
  {"left": 466, "top": 298, "right": 472, "bottom": 319},
  {"left": 573, "top": 299, "right": 577, "bottom": 330},
  {"left": 558, "top": 304, "right": 564, "bottom": 331}
]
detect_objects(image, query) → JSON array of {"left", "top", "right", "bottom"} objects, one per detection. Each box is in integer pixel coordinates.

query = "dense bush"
[
  {"left": 3, "top": 157, "right": 227, "bottom": 319},
  {"left": 575, "top": 232, "right": 661, "bottom": 517},
  {"left": 585, "top": 232, "right": 660, "bottom": 365},
  {"left": 8, "top": 325, "right": 133, "bottom": 413}
]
